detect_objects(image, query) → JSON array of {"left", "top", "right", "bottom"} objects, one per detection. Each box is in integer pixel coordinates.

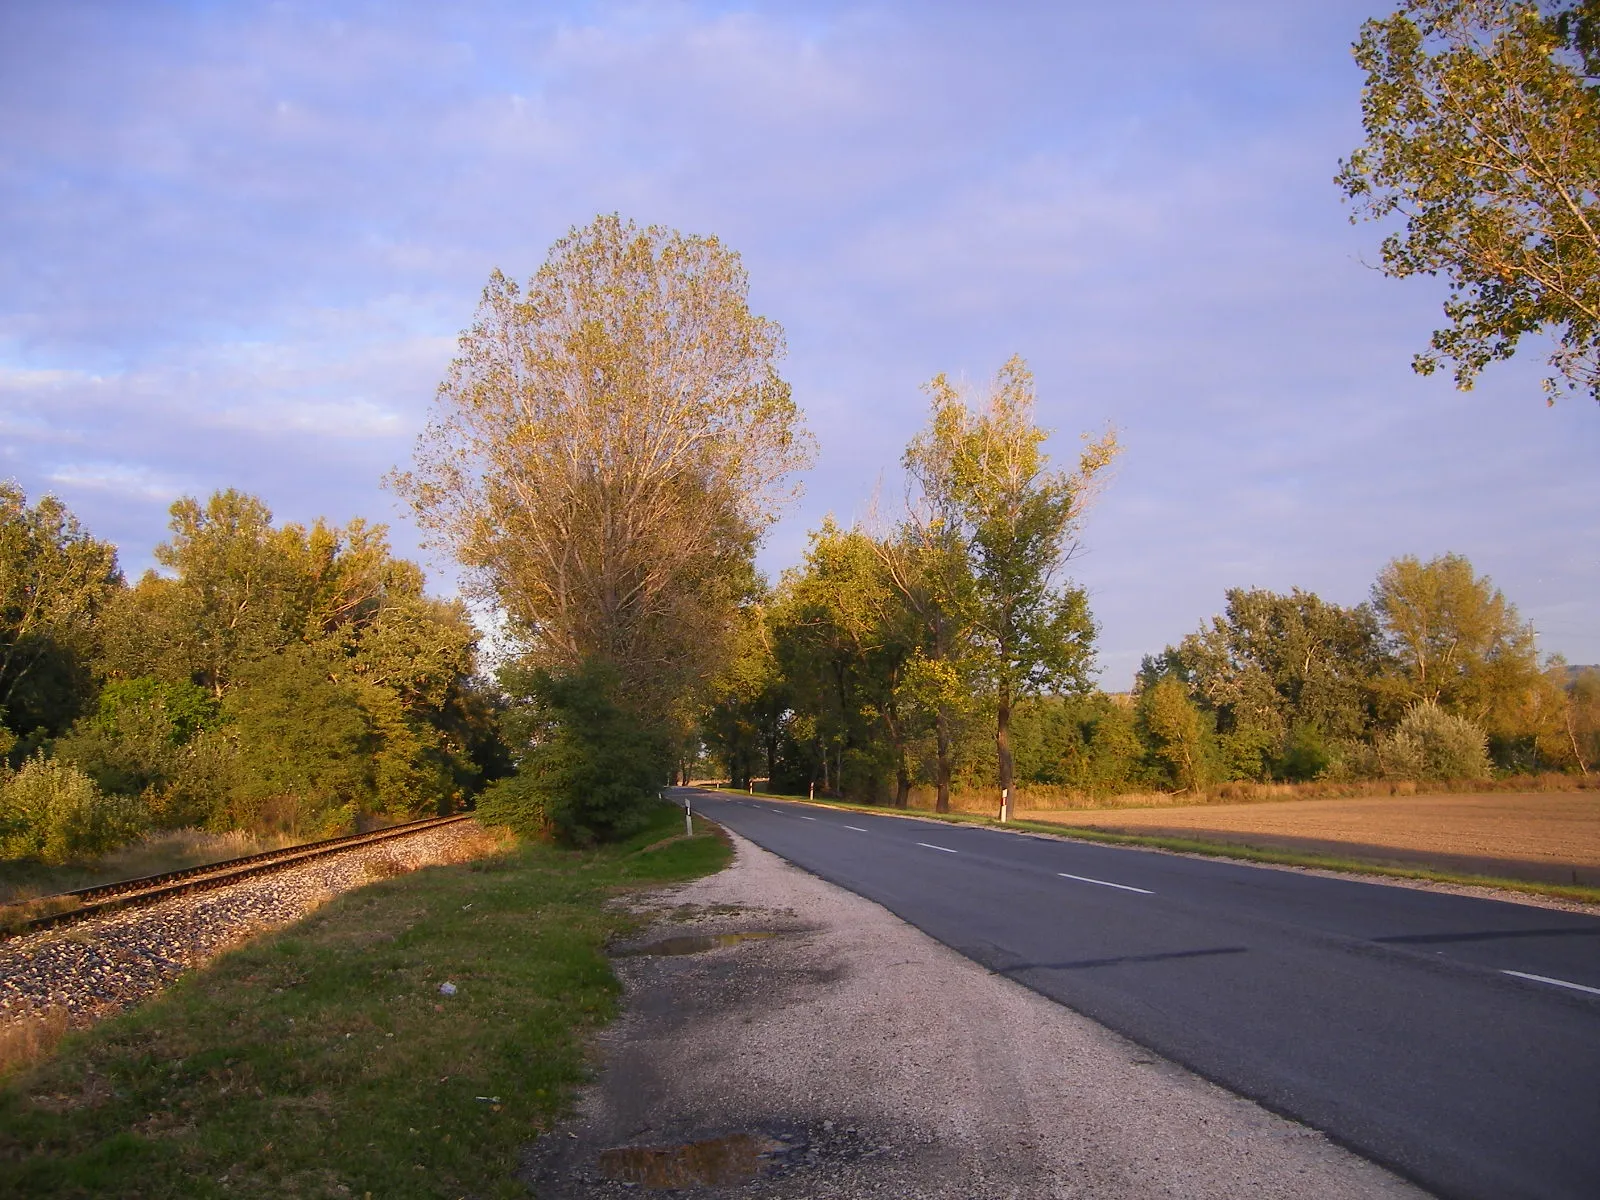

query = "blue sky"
[{"left": 2, "top": 1, "right": 1595, "bottom": 686}]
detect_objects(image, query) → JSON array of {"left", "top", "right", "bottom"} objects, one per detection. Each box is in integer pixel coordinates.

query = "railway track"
[{"left": 1, "top": 813, "right": 474, "bottom": 938}]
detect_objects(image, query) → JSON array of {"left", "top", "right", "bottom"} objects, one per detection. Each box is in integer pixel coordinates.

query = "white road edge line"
[
  {"left": 1057, "top": 871, "right": 1153, "bottom": 895},
  {"left": 917, "top": 842, "right": 959, "bottom": 854},
  {"left": 844, "top": 825, "right": 869, "bottom": 832},
  {"left": 1501, "top": 969, "right": 1600, "bottom": 997}
]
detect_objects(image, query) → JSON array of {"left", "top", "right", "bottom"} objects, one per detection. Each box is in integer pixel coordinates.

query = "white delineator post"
[
  {"left": 685, "top": 792, "right": 693, "bottom": 837},
  {"left": 1000, "top": 787, "right": 1010, "bottom": 823},
  {"left": 809, "top": 782, "right": 815, "bottom": 801}
]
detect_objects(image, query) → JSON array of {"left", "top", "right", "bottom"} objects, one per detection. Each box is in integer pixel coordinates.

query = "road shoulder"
[{"left": 522, "top": 830, "right": 1425, "bottom": 1198}]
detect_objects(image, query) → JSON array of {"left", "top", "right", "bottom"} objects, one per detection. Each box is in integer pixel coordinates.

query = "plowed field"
[{"left": 1028, "top": 791, "right": 1600, "bottom": 887}]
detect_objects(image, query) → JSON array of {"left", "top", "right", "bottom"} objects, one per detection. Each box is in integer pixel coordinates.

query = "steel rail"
[{"left": 2, "top": 813, "right": 475, "bottom": 938}]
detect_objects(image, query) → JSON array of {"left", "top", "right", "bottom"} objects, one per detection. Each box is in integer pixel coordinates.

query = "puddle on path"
[
  {"left": 619, "top": 931, "right": 777, "bottom": 956},
  {"left": 597, "top": 1131, "right": 791, "bottom": 1187}
]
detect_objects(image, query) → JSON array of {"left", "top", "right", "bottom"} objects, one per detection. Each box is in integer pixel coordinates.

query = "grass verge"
[
  {"left": 0, "top": 805, "right": 731, "bottom": 1199},
  {"left": 705, "top": 787, "right": 1600, "bottom": 907}
]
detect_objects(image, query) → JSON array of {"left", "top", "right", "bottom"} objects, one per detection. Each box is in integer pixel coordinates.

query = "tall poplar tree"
[
  {"left": 396, "top": 215, "right": 812, "bottom": 719},
  {"left": 395, "top": 216, "right": 812, "bottom": 834}
]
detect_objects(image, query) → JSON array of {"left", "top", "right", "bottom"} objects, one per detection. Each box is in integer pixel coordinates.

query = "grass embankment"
[
  {"left": 0, "top": 805, "right": 731, "bottom": 1199},
  {"left": 708, "top": 787, "right": 1600, "bottom": 906}
]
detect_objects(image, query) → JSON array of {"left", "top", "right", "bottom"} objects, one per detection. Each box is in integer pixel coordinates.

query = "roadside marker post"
[
  {"left": 1000, "top": 787, "right": 1010, "bottom": 823},
  {"left": 663, "top": 789, "right": 693, "bottom": 837}
]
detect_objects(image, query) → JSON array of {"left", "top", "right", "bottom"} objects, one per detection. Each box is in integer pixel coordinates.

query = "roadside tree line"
[
  {"left": 707, "top": 544, "right": 1593, "bottom": 812},
  {"left": 703, "top": 543, "right": 1597, "bottom": 809}
]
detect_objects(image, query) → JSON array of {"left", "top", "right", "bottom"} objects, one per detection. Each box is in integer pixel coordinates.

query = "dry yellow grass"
[
  {"left": 1025, "top": 791, "right": 1600, "bottom": 886},
  {"left": 0, "top": 1009, "right": 70, "bottom": 1078}
]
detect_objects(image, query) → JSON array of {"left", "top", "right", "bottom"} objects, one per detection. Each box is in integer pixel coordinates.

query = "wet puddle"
[
  {"left": 619, "top": 931, "right": 777, "bottom": 956},
  {"left": 597, "top": 1131, "right": 791, "bottom": 1187}
]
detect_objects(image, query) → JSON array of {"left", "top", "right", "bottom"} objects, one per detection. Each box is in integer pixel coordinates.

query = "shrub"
[
  {"left": 0, "top": 755, "right": 149, "bottom": 864},
  {"left": 475, "top": 770, "right": 549, "bottom": 839},
  {"left": 1277, "top": 724, "right": 1330, "bottom": 782},
  {"left": 1319, "top": 737, "right": 1383, "bottom": 782},
  {"left": 486, "top": 661, "right": 672, "bottom": 845},
  {"left": 1380, "top": 702, "right": 1493, "bottom": 782}
]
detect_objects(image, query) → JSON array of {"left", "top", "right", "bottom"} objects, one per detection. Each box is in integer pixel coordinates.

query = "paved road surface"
[{"left": 678, "top": 789, "right": 1600, "bottom": 1200}]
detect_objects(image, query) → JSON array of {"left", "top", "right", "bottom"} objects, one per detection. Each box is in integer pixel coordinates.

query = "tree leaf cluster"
[{"left": 1338, "top": 0, "right": 1600, "bottom": 403}]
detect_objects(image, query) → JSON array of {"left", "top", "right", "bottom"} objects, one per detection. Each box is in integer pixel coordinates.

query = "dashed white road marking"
[
  {"left": 1058, "top": 871, "right": 1153, "bottom": 895},
  {"left": 1501, "top": 969, "right": 1600, "bottom": 997},
  {"left": 799, "top": 815, "right": 818, "bottom": 821},
  {"left": 844, "top": 825, "right": 869, "bottom": 833},
  {"left": 917, "top": 842, "right": 959, "bottom": 854}
]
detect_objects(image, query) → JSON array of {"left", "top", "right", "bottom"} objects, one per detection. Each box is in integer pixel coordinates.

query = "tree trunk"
[
  {"left": 996, "top": 685, "right": 1014, "bottom": 817},
  {"left": 935, "top": 706, "right": 952, "bottom": 813},
  {"left": 1567, "top": 703, "right": 1592, "bottom": 775},
  {"left": 882, "top": 697, "right": 911, "bottom": 808}
]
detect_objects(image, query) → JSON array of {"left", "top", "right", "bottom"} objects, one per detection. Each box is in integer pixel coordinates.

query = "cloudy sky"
[{"left": 2, "top": 1, "right": 1595, "bottom": 686}]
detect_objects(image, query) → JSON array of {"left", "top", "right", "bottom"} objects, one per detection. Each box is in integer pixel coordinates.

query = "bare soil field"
[{"left": 1026, "top": 791, "right": 1600, "bottom": 887}]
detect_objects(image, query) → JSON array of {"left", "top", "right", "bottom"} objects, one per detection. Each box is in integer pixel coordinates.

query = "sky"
[{"left": 1, "top": 0, "right": 1596, "bottom": 688}]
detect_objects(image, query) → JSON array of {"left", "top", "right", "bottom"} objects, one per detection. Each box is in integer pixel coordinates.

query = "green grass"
[
  {"left": 0, "top": 805, "right": 731, "bottom": 1199},
  {"left": 707, "top": 787, "right": 1600, "bottom": 907}
]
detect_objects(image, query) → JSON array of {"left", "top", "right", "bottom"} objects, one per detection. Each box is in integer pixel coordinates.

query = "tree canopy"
[
  {"left": 395, "top": 215, "right": 813, "bottom": 727},
  {"left": 1338, "top": 0, "right": 1600, "bottom": 403}
]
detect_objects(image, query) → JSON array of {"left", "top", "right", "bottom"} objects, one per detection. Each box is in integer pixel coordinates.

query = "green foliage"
[
  {"left": 0, "top": 756, "right": 147, "bottom": 864},
  {"left": 1338, "top": 0, "right": 1600, "bottom": 402},
  {"left": 1372, "top": 552, "right": 1541, "bottom": 732},
  {"left": 156, "top": 728, "right": 244, "bottom": 830},
  {"left": 1277, "top": 723, "right": 1332, "bottom": 782},
  {"left": 1220, "top": 722, "right": 1280, "bottom": 783},
  {"left": 1164, "top": 588, "right": 1382, "bottom": 760},
  {"left": 53, "top": 677, "right": 218, "bottom": 798},
  {"left": 1008, "top": 693, "right": 1153, "bottom": 795},
  {"left": 1380, "top": 701, "right": 1494, "bottom": 780},
  {"left": 1139, "top": 676, "right": 1217, "bottom": 793},
  {"left": 222, "top": 647, "right": 378, "bottom": 837},
  {"left": 486, "top": 662, "right": 672, "bottom": 845},
  {"left": 758, "top": 520, "right": 925, "bottom": 804},
  {"left": 0, "top": 485, "right": 501, "bottom": 860},
  {"left": 0, "top": 484, "right": 121, "bottom": 746}
]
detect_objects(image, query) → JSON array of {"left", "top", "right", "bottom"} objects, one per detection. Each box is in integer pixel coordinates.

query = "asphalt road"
[{"left": 677, "top": 789, "right": 1600, "bottom": 1200}]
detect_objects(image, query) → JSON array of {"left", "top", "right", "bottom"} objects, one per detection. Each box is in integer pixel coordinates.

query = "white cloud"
[
  {"left": 0, "top": 365, "right": 101, "bottom": 390},
  {"left": 213, "top": 397, "right": 404, "bottom": 438},
  {"left": 45, "top": 462, "right": 186, "bottom": 502}
]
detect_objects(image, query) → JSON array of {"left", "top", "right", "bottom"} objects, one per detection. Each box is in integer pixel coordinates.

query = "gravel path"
[
  {"left": 0, "top": 822, "right": 487, "bottom": 1032},
  {"left": 526, "top": 830, "right": 1427, "bottom": 1199}
]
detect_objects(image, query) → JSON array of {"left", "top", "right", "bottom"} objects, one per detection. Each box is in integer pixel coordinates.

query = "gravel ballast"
[
  {"left": 527, "top": 829, "right": 1425, "bottom": 1199},
  {"left": 0, "top": 822, "right": 486, "bottom": 1032}
]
